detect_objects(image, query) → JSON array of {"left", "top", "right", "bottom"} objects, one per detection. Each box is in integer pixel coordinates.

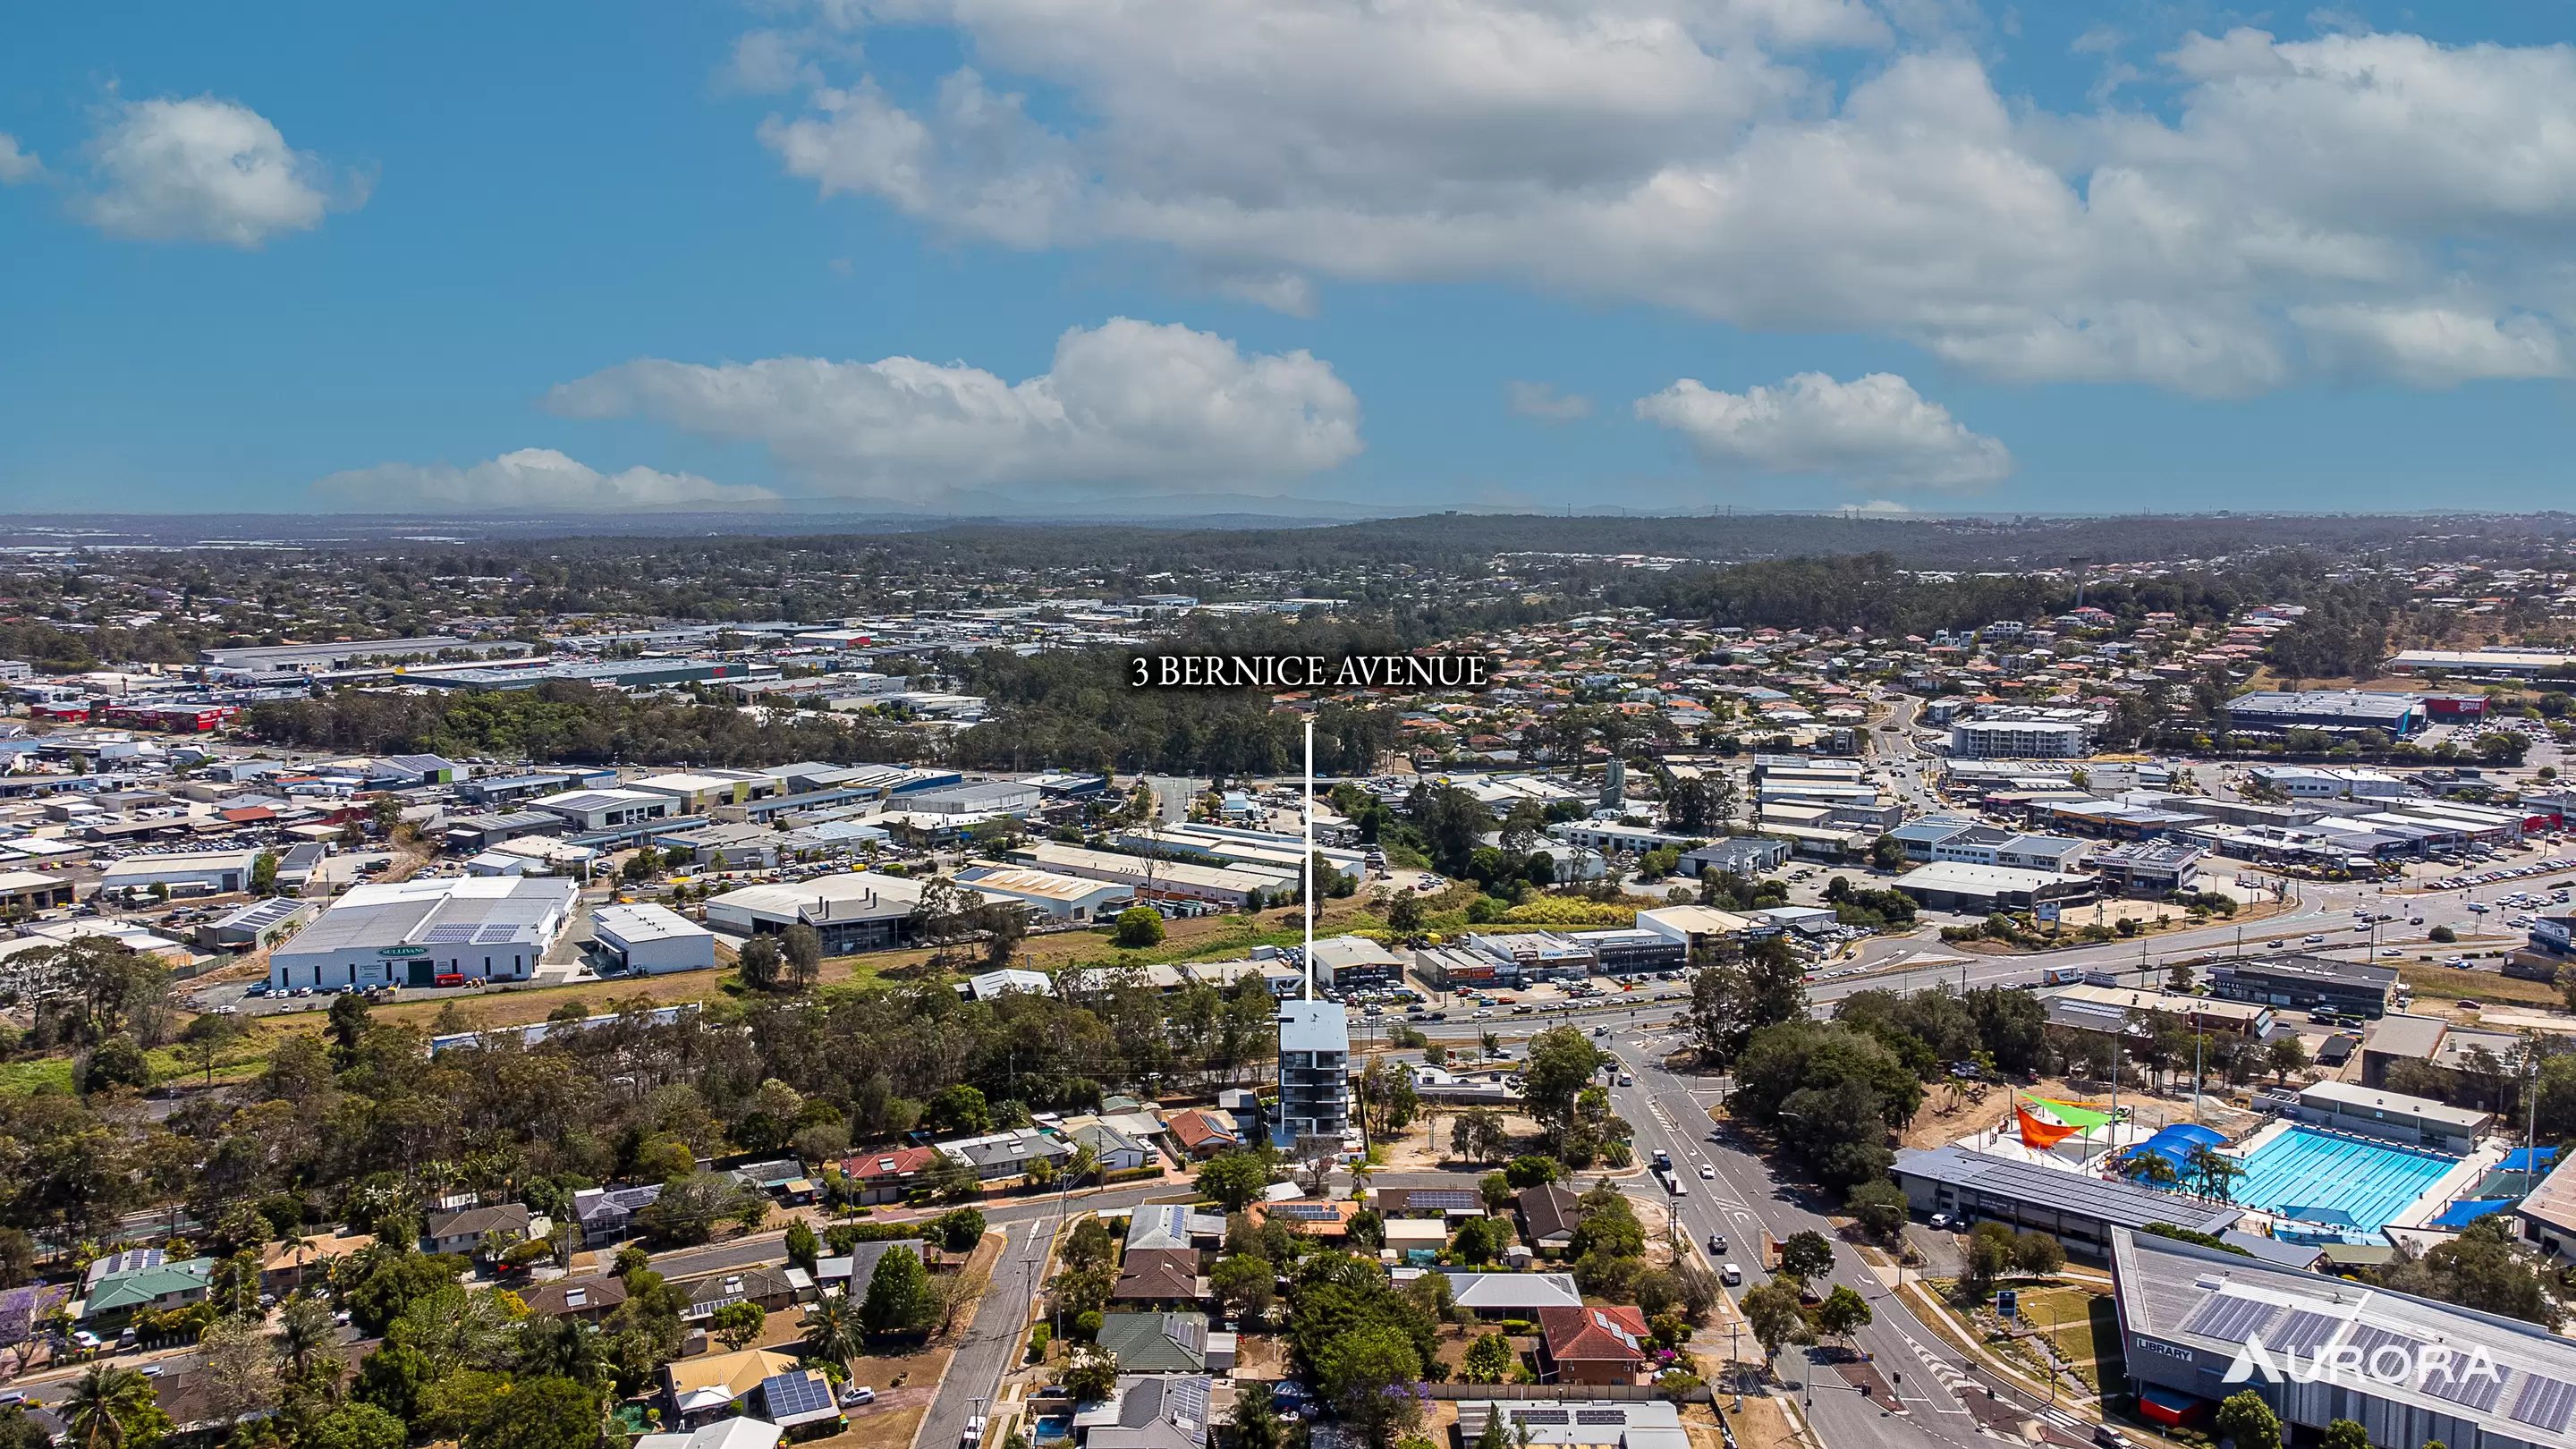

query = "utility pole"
[
  {"left": 2529, "top": 1048, "right": 2545, "bottom": 1193},
  {"left": 2191, "top": 1026, "right": 2203, "bottom": 1124},
  {"left": 2109, "top": 1032, "right": 2122, "bottom": 1146}
]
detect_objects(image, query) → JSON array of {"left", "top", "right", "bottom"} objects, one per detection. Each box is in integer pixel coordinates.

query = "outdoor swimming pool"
[{"left": 2230, "top": 1125, "right": 2458, "bottom": 1233}]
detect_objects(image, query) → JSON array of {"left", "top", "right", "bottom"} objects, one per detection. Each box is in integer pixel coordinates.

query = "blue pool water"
[{"left": 2230, "top": 1126, "right": 2458, "bottom": 1233}]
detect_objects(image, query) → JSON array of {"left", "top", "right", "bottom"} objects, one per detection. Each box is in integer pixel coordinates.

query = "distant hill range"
[{"left": 1, "top": 507, "right": 2571, "bottom": 570}]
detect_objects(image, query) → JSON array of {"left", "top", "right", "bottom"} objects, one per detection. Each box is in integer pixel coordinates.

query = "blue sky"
[{"left": 6, "top": 0, "right": 2576, "bottom": 517}]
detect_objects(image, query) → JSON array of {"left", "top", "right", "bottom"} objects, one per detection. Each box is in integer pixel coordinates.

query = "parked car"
[{"left": 842, "top": 1385, "right": 876, "bottom": 1407}]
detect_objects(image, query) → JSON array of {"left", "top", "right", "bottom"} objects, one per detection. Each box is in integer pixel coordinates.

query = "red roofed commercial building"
[
  {"left": 838, "top": 1146, "right": 939, "bottom": 1205},
  {"left": 1536, "top": 1304, "right": 1651, "bottom": 1385}
]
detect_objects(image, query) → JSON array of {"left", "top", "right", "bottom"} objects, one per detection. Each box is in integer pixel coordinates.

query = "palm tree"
[
  {"left": 2123, "top": 1152, "right": 2181, "bottom": 1189},
  {"left": 275, "top": 1293, "right": 338, "bottom": 1379},
  {"left": 801, "top": 1293, "right": 861, "bottom": 1368},
  {"left": 64, "top": 1364, "right": 160, "bottom": 1449}
]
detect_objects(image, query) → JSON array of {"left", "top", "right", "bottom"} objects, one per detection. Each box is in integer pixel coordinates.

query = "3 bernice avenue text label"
[{"left": 1130, "top": 651, "right": 1490, "bottom": 691}]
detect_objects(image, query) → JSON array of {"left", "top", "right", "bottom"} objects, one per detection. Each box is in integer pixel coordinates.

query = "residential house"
[
  {"left": 1537, "top": 1305, "right": 1650, "bottom": 1385},
  {"left": 1375, "top": 1187, "right": 1486, "bottom": 1219},
  {"left": 1243, "top": 1199, "right": 1358, "bottom": 1241},
  {"left": 258, "top": 1230, "right": 375, "bottom": 1295},
  {"left": 814, "top": 1239, "right": 928, "bottom": 1301},
  {"left": 664, "top": 1348, "right": 803, "bottom": 1427},
  {"left": 1516, "top": 1186, "right": 1580, "bottom": 1257},
  {"left": 572, "top": 1184, "right": 665, "bottom": 1245},
  {"left": 423, "top": 1203, "right": 534, "bottom": 1258},
  {"left": 83, "top": 1248, "right": 165, "bottom": 1292},
  {"left": 1072, "top": 1376, "right": 1212, "bottom": 1449},
  {"left": 940, "top": 1127, "right": 1075, "bottom": 1181},
  {"left": 1439, "top": 1270, "right": 1583, "bottom": 1319},
  {"left": 0, "top": 1284, "right": 71, "bottom": 1359},
  {"left": 1064, "top": 1120, "right": 1157, "bottom": 1174},
  {"left": 1111, "top": 1250, "right": 1206, "bottom": 1309},
  {"left": 680, "top": 1265, "right": 801, "bottom": 1324},
  {"left": 635, "top": 1419, "right": 785, "bottom": 1449},
  {"left": 730, "top": 1159, "right": 818, "bottom": 1203},
  {"left": 1162, "top": 1110, "right": 1241, "bottom": 1160},
  {"left": 1124, "top": 1205, "right": 1227, "bottom": 1252},
  {"left": 838, "top": 1146, "right": 941, "bottom": 1205},
  {"left": 1454, "top": 1400, "right": 1687, "bottom": 1449},
  {"left": 521, "top": 1275, "right": 630, "bottom": 1323},
  {"left": 1096, "top": 1311, "right": 1210, "bottom": 1374},
  {"left": 1381, "top": 1218, "right": 1448, "bottom": 1264},
  {"left": 79, "top": 1257, "right": 215, "bottom": 1324}
]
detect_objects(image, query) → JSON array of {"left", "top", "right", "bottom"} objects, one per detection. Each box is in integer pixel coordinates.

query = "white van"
[{"left": 1721, "top": 1263, "right": 1742, "bottom": 1286}]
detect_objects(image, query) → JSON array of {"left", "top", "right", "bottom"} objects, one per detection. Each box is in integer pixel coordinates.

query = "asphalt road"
[
  {"left": 913, "top": 1216, "right": 1050, "bottom": 1449},
  {"left": 1608, "top": 1036, "right": 2093, "bottom": 1449},
  {"left": 905, "top": 1179, "right": 1191, "bottom": 1449}
]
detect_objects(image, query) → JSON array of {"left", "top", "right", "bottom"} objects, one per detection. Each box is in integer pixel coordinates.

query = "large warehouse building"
[
  {"left": 704, "top": 872, "right": 997, "bottom": 955},
  {"left": 1893, "top": 1146, "right": 2239, "bottom": 1258},
  {"left": 267, "top": 877, "right": 577, "bottom": 990},
  {"left": 2111, "top": 1224, "right": 2576, "bottom": 1445},
  {"left": 2226, "top": 691, "right": 2425, "bottom": 738}
]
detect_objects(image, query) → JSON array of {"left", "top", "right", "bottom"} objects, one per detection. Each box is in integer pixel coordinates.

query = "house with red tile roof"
[
  {"left": 838, "top": 1145, "right": 940, "bottom": 1205},
  {"left": 1536, "top": 1304, "right": 1651, "bottom": 1385},
  {"left": 1163, "top": 1108, "right": 1241, "bottom": 1160}
]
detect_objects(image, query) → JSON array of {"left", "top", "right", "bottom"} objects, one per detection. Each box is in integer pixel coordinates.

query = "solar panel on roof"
[
  {"left": 2182, "top": 1294, "right": 2281, "bottom": 1344},
  {"left": 474, "top": 924, "right": 521, "bottom": 944},
  {"left": 2270, "top": 1309, "right": 2343, "bottom": 1357},
  {"left": 761, "top": 1371, "right": 834, "bottom": 1419},
  {"left": 422, "top": 923, "right": 479, "bottom": 943},
  {"left": 2513, "top": 1374, "right": 2576, "bottom": 1434},
  {"left": 1273, "top": 1203, "right": 1337, "bottom": 1221},
  {"left": 2421, "top": 1357, "right": 2509, "bottom": 1413},
  {"left": 2346, "top": 1324, "right": 2427, "bottom": 1366},
  {"left": 1406, "top": 1190, "right": 1481, "bottom": 1209},
  {"left": 1575, "top": 1411, "right": 1628, "bottom": 1425},
  {"left": 1513, "top": 1411, "right": 1569, "bottom": 1427}
]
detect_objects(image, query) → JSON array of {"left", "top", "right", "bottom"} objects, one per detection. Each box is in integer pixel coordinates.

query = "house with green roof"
[{"left": 79, "top": 1256, "right": 214, "bottom": 1324}]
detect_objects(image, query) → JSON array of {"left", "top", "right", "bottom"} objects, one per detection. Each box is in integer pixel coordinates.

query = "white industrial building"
[
  {"left": 267, "top": 876, "right": 578, "bottom": 990},
  {"left": 97, "top": 849, "right": 265, "bottom": 896},
  {"left": 1005, "top": 842, "right": 1292, "bottom": 909},
  {"left": 2247, "top": 765, "right": 2407, "bottom": 800},
  {"left": 591, "top": 902, "right": 717, "bottom": 975},
  {"left": 953, "top": 863, "right": 1133, "bottom": 922},
  {"left": 532, "top": 788, "right": 674, "bottom": 831}
]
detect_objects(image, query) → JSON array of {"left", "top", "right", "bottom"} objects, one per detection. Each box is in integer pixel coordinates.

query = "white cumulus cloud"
[
  {"left": 1504, "top": 381, "right": 1594, "bottom": 422},
  {"left": 1634, "top": 371, "right": 2012, "bottom": 488},
  {"left": 0, "top": 134, "right": 40, "bottom": 184},
  {"left": 2288, "top": 303, "right": 2567, "bottom": 386},
  {"left": 744, "top": 4, "right": 2576, "bottom": 393},
  {"left": 314, "top": 449, "right": 776, "bottom": 512},
  {"left": 545, "top": 318, "right": 1363, "bottom": 502},
  {"left": 78, "top": 96, "right": 361, "bottom": 246}
]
